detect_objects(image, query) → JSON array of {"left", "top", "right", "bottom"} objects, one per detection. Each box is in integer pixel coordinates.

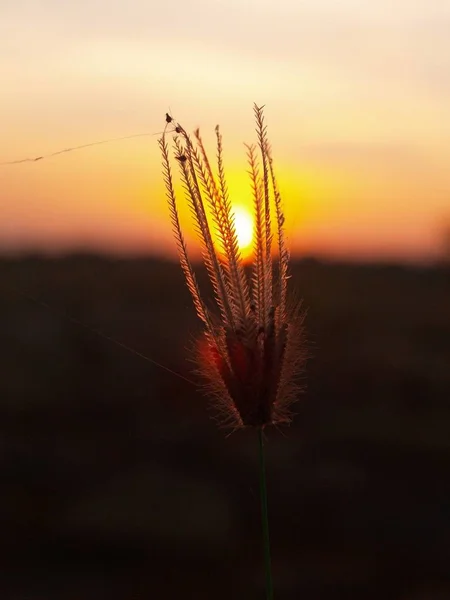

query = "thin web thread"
[
  {"left": 0, "top": 131, "right": 164, "bottom": 166},
  {"left": 1, "top": 123, "right": 194, "bottom": 384},
  {"left": 3, "top": 282, "right": 195, "bottom": 386}
]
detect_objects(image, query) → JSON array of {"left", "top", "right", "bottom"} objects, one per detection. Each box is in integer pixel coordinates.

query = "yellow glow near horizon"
[{"left": 1, "top": 0, "right": 449, "bottom": 262}]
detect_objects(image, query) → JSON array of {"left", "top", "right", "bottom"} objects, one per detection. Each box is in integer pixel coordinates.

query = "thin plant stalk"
[{"left": 258, "top": 427, "right": 273, "bottom": 600}]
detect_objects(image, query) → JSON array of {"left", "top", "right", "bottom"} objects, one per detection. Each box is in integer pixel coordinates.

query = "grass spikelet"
[
  {"left": 159, "top": 104, "right": 306, "bottom": 429},
  {"left": 173, "top": 133, "right": 234, "bottom": 329},
  {"left": 254, "top": 104, "right": 273, "bottom": 320},
  {"left": 158, "top": 137, "right": 212, "bottom": 332}
]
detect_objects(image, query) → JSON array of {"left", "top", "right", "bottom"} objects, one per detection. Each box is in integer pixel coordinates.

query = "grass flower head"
[{"left": 159, "top": 104, "right": 306, "bottom": 430}]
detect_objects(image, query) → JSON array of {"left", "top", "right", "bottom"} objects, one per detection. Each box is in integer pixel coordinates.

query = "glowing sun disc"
[{"left": 233, "top": 205, "right": 253, "bottom": 251}]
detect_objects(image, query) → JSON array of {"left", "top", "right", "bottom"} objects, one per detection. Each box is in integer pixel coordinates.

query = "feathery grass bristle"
[{"left": 159, "top": 104, "right": 306, "bottom": 429}]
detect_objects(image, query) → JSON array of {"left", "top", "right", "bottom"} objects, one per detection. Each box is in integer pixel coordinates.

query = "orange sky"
[{"left": 1, "top": 0, "right": 449, "bottom": 262}]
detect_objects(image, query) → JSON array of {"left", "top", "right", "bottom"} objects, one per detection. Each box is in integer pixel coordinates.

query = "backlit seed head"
[{"left": 159, "top": 105, "right": 307, "bottom": 430}]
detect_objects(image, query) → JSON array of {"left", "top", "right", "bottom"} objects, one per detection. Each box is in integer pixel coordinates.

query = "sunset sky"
[{"left": 1, "top": 0, "right": 449, "bottom": 262}]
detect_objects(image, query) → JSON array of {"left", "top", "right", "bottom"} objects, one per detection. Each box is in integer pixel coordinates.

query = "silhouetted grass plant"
[{"left": 159, "top": 104, "right": 307, "bottom": 599}]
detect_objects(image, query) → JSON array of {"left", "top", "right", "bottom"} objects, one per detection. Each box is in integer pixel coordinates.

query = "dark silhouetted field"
[{"left": 1, "top": 255, "right": 449, "bottom": 599}]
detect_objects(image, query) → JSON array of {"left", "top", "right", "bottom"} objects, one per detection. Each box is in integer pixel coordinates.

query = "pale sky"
[{"left": 1, "top": 0, "right": 449, "bottom": 261}]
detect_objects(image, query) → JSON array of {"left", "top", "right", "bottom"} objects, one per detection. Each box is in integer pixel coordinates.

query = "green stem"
[{"left": 258, "top": 427, "right": 273, "bottom": 599}]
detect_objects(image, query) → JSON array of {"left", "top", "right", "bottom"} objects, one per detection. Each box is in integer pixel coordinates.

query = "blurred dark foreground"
[{"left": 0, "top": 255, "right": 449, "bottom": 600}]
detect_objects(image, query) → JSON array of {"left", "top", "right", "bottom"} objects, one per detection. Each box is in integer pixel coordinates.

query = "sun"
[{"left": 232, "top": 205, "right": 254, "bottom": 253}]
